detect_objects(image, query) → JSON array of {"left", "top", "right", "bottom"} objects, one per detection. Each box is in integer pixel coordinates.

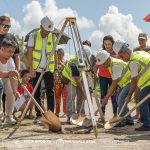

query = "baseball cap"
[
  {"left": 40, "top": 16, "right": 54, "bottom": 32},
  {"left": 138, "top": 33, "right": 147, "bottom": 40}
]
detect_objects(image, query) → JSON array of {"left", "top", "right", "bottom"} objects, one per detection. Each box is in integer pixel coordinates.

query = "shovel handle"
[
  {"left": 16, "top": 76, "right": 45, "bottom": 114},
  {"left": 21, "top": 85, "right": 45, "bottom": 114},
  {"left": 118, "top": 101, "right": 128, "bottom": 116},
  {"left": 123, "top": 92, "right": 150, "bottom": 120}
]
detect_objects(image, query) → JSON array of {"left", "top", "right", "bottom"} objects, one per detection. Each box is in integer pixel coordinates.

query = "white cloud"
[
  {"left": 10, "top": 17, "right": 21, "bottom": 35},
  {"left": 90, "top": 5, "right": 145, "bottom": 51},
  {"left": 23, "top": 0, "right": 94, "bottom": 34}
]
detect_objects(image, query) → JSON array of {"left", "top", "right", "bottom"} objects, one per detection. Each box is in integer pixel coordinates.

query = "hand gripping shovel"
[
  {"left": 18, "top": 77, "right": 61, "bottom": 132},
  {"left": 104, "top": 92, "right": 150, "bottom": 130},
  {"left": 105, "top": 101, "right": 128, "bottom": 125}
]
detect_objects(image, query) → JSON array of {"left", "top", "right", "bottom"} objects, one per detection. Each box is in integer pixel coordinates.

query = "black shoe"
[
  {"left": 126, "top": 122, "right": 134, "bottom": 125},
  {"left": 33, "top": 116, "right": 41, "bottom": 124},
  {"left": 67, "top": 117, "right": 70, "bottom": 124},
  {"left": 115, "top": 122, "right": 126, "bottom": 127},
  {"left": 135, "top": 125, "right": 150, "bottom": 131}
]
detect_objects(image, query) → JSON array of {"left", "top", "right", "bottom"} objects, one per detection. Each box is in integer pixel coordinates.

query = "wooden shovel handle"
[{"left": 20, "top": 83, "right": 45, "bottom": 114}]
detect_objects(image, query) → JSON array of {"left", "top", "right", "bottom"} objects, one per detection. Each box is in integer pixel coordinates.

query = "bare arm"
[
  {"left": 127, "top": 76, "right": 138, "bottom": 99},
  {"left": 0, "top": 71, "right": 9, "bottom": 78},
  {"left": 102, "top": 80, "right": 118, "bottom": 107},
  {"left": 14, "top": 54, "right": 20, "bottom": 71},
  {"left": 105, "top": 80, "right": 118, "bottom": 100},
  {"left": 10, "top": 77, "right": 20, "bottom": 98},
  {"left": 74, "top": 77, "right": 86, "bottom": 100},
  {"left": 27, "top": 47, "right": 35, "bottom": 77}
]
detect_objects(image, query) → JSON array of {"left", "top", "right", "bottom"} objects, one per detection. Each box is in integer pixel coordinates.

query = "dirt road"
[{"left": 0, "top": 100, "right": 150, "bottom": 150}]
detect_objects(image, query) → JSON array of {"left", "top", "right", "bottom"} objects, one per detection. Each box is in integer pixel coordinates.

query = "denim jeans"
[
  {"left": 99, "top": 76, "right": 117, "bottom": 115},
  {"left": 30, "top": 71, "right": 54, "bottom": 117},
  {"left": 0, "top": 79, "right": 4, "bottom": 118},
  {"left": 138, "top": 86, "right": 150, "bottom": 127},
  {"left": 117, "top": 84, "right": 133, "bottom": 124}
]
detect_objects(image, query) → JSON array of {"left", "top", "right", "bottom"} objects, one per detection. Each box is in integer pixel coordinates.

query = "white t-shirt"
[
  {"left": 0, "top": 57, "right": 15, "bottom": 71},
  {"left": 27, "top": 33, "right": 47, "bottom": 72},
  {"left": 0, "top": 57, "right": 15, "bottom": 80},
  {"left": 129, "top": 61, "right": 141, "bottom": 78},
  {"left": 111, "top": 64, "right": 124, "bottom": 80}
]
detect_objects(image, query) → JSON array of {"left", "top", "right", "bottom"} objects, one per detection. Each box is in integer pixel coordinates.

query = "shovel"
[
  {"left": 70, "top": 100, "right": 85, "bottom": 125},
  {"left": 108, "top": 101, "right": 128, "bottom": 124},
  {"left": 104, "top": 92, "right": 150, "bottom": 130},
  {"left": 18, "top": 78, "right": 61, "bottom": 132}
]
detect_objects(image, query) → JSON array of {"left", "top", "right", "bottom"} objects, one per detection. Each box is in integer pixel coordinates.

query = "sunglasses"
[{"left": 1, "top": 24, "right": 11, "bottom": 29}]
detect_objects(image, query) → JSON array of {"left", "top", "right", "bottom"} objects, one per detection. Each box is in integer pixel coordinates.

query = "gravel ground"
[{"left": 0, "top": 99, "right": 150, "bottom": 150}]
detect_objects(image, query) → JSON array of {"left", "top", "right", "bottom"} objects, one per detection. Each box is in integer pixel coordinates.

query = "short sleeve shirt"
[
  {"left": 111, "top": 64, "right": 124, "bottom": 80},
  {"left": 0, "top": 57, "right": 15, "bottom": 71},
  {"left": 27, "top": 32, "right": 47, "bottom": 72},
  {"left": 129, "top": 61, "right": 141, "bottom": 78}
]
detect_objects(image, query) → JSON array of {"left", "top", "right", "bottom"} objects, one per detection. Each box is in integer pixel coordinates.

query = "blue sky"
[{"left": 0, "top": 0, "right": 150, "bottom": 52}]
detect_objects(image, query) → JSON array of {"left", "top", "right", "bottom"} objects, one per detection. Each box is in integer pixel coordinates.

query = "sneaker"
[
  {"left": 67, "top": 117, "right": 70, "bottom": 124},
  {"left": 5, "top": 117, "right": 17, "bottom": 125},
  {"left": 33, "top": 116, "right": 41, "bottom": 124},
  {"left": 126, "top": 122, "right": 134, "bottom": 125},
  {"left": 115, "top": 122, "right": 126, "bottom": 127},
  {"left": 135, "top": 125, "right": 150, "bottom": 131},
  {"left": 61, "top": 113, "right": 67, "bottom": 118}
]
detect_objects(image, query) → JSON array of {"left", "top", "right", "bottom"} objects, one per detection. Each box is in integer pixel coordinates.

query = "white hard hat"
[
  {"left": 113, "top": 40, "right": 127, "bottom": 55},
  {"left": 96, "top": 50, "right": 110, "bottom": 65},
  {"left": 40, "top": 16, "right": 54, "bottom": 32}
]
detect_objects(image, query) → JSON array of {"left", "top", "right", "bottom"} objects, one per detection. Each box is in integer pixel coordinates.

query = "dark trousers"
[
  {"left": 138, "top": 86, "right": 150, "bottom": 127},
  {"left": 30, "top": 71, "right": 54, "bottom": 117},
  {"left": 99, "top": 76, "right": 117, "bottom": 115}
]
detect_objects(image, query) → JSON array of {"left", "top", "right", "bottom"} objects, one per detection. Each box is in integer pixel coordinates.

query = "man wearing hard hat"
[
  {"left": 62, "top": 44, "right": 92, "bottom": 123},
  {"left": 95, "top": 50, "right": 134, "bottom": 127},
  {"left": 27, "top": 16, "right": 56, "bottom": 124},
  {"left": 113, "top": 40, "right": 150, "bottom": 131}
]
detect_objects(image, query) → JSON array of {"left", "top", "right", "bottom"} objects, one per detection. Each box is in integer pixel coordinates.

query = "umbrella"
[
  {"left": 144, "top": 13, "right": 150, "bottom": 22},
  {"left": 24, "top": 27, "right": 70, "bottom": 44}
]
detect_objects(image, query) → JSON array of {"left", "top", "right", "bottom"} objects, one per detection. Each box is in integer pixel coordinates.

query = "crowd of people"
[{"left": 0, "top": 15, "right": 150, "bottom": 132}]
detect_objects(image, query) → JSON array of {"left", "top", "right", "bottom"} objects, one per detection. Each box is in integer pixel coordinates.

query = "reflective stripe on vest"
[
  {"left": 62, "top": 56, "right": 78, "bottom": 86},
  {"left": 32, "top": 30, "right": 55, "bottom": 72},
  {"left": 109, "top": 58, "right": 131, "bottom": 88},
  {"left": 129, "top": 51, "right": 150, "bottom": 90}
]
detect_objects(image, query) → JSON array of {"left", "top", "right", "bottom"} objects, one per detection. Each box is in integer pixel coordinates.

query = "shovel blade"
[{"left": 40, "top": 110, "right": 61, "bottom": 132}]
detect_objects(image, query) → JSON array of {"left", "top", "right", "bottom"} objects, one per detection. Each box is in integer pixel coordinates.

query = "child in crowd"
[
  {"left": 16, "top": 69, "right": 34, "bottom": 119},
  {"left": 54, "top": 48, "right": 67, "bottom": 117}
]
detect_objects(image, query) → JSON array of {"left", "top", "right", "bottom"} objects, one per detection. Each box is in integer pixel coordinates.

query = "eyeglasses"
[{"left": 1, "top": 24, "right": 11, "bottom": 29}]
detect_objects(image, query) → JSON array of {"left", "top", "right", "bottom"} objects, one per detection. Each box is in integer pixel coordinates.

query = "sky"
[{"left": 0, "top": 0, "right": 150, "bottom": 54}]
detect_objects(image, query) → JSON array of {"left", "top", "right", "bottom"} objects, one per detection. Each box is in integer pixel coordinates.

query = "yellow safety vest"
[
  {"left": 32, "top": 30, "right": 55, "bottom": 73},
  {"left": 129, "top": 51, "right": 150, "bottom": 90},
  {"left": 108, "top": 58, "right": 131, "bottom": 88},
  {"left": 62, "top": 55, "right": 79, "bottom": 86}
]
